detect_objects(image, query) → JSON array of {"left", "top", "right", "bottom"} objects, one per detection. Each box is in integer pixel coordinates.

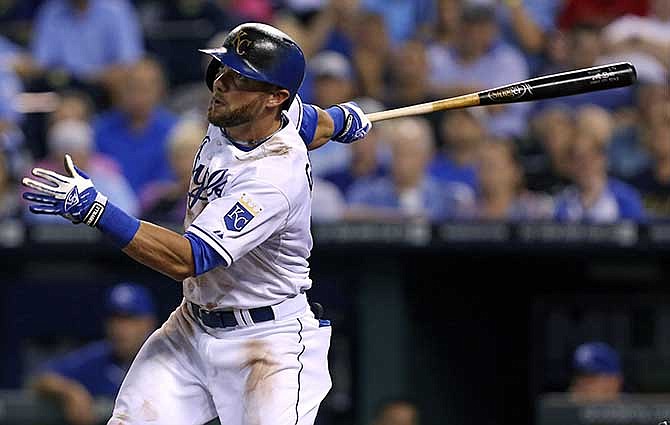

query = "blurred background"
[{"left": 0, "top": 0, "right": 669, "bottom": 424}]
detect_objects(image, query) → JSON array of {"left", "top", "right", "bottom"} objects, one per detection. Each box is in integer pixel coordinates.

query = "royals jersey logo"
[
  {"left": 188, "top": 164, "right": 229, "bottom": 209},
  {"left": 224, "top": 193, "right": 262, "bottom": 232}
]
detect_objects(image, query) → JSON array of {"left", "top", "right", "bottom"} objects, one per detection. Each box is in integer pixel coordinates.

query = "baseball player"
[{"left": 22, "top": 23, "right": 371, "bottom": 425}]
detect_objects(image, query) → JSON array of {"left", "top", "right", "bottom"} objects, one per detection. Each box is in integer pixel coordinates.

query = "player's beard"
[{"left": 207, "top": 96, "right": 265, "bottom": 128}]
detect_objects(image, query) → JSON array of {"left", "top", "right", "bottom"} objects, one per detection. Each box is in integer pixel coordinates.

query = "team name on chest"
[{"left": 188, "top": 163, "right": 229, "bottom": 209}]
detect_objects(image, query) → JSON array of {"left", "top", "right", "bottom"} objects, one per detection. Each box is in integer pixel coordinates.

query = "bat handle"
[{"left": 366, "top": 94, "right": 481, "bottom": 123}]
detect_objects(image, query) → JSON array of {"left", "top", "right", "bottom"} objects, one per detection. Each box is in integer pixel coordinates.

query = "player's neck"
[{"left": 224, "top": 111, "right": 283, "bottom": 145}]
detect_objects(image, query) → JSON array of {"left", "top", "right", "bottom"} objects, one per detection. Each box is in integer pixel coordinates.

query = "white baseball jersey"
[{"left": 183, "top": 101, "right": 314, "bottom": 310}]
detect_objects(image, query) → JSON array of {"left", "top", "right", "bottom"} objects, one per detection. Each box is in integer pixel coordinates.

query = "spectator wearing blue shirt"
[
  {"left": 31, "top": 283, "right": 157, "bottom": 425},
  {"left": 428, "top": 110, "right": 482, "bottom": 193},
  {"left": 94, "top": 58, "right": 177, "bottom": 195},
  {"left": 554, "top": 107, "right": 645, "bottom": 223},
  {"left": 30, "top": 0, "right": 143, "bottom": 97},
  {"left": 361, "top": 0, "right": 435, "bottom": 44},
  {"left": 568, "top": 341, "right": 623, "bottom": 403},
  {"left": 347, "top": 117, "right": 471, "bottom": 222},
  {"left": 426, "top": 4, "right": 531, "bottom": 138},
  {"left": 323, "top": 99, "right": 390, "bottom": 197}
]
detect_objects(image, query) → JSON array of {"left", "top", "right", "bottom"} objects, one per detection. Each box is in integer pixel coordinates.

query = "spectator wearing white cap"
[{"left": 24, "top": 119, "right": 138, "bottom": 223}]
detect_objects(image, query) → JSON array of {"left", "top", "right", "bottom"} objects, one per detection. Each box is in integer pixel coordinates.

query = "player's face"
[{"left": 207, "top": 65, "right": 277, "bottom": 128}]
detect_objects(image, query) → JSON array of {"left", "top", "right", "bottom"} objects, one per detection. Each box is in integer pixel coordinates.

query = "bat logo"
[
  {"left": 591, "top": 71, "right": 615, "bottom": 81},
  {"left": 233, "top": 31, "right": 252, "bottom": 55},
  {"left": 487, "top": 83, "right": 533, "bottom": 101}
]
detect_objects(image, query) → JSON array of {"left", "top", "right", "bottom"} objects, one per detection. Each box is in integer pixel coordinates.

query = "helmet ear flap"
[{"left": 205, "top": 59, "right": 220, "bottom": 91}]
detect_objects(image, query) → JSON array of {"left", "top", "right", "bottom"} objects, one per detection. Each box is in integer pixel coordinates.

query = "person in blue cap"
[
  {"left": 31, "top": 282, "right": 157, "bottom": 425},
  {"left": 568, "top": 341, "right": 623, "bottom": 402}
]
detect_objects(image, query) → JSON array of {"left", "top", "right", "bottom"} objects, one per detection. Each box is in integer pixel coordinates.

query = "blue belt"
[{"left": 189, "top": 302, "right": 275, "bottom": 328}]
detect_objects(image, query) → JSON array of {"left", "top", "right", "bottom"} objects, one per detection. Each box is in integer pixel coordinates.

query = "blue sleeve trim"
[
  {"left": 299, "top": 103, "right": 318, "bottom": 146},
  {"left": 97, "top": 202, "right": 140, "bottom": 248},
  {"left": 184, "top": 231, "right": 228, "bottom": 275},
  {"left": 325, "top": 105, "right": 345, "bottom": 139},
  {"left": 188, "top": 224, "right": 234, "bottom": 266}
]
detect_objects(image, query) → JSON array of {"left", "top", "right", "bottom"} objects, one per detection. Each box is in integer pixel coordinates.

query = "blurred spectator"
[
  {"left": 305, "top": 51, "right": 356, "bottom": 177},
  {"left": 353, "top": 12, "right": 391, "bottom": 99},
  {"left": 607, "top": 58, "right": 669, "bottom": 178},
  {"left": 0, "top": 35, "right": 24, "bottom": 126},
  {"left": 323, "top": 97, "right": 390, "bottom": 197},
  {"left": 498, "top": 0, "right": 561, "bottom": 54},
  {"left": 31, "top": 282, "right": 157, "bottom": 425},
  {"left": 360, "top": 0, "right": 434, "bottom": 43},
  {"left": 347, "top": 117, "right": 468, "bottom": 222},
  {"left": 140, "top": 118, "right": 205, "bottom": 224},
  {"left": 538, "top": 25, "right": 633, "bottom": 111},
  {"left": 167, "top": 30, "right": 229, "bottom": 120},
  {"left": 629, "top": 115, "right": 670, "bottom": 219},
  {"left": 427, "top": 3, "right": 530, "bottom": 137},
  {"left": 138, "top": 0, "right": 240, "bottom": 86},
  {"left": 568, "top": 341, "right": 623, "bottom": 403},
  {"left": 228, "top": 0, "right": 274, "bottom": 22},
  {"left": 30, "top": 0, "right": 144, "bottom": 101},
  {"left": 371, "top": 398, "right": 419, "bottom": 425},
  {"left": 0, "top": 0, "right": 44, "bottom": 44},
  {"left": 459, "top": 140, "right": 554, "bottom": 221},
  {"left": 310, "top": 50, "right": 356, "bottom": 107},
  {"left": 94, "top": 58, "right": 177, "bottom": 196},
  {"left": 496, "top": 0, "right": 562, "bottom": 75},
  {"left": 554, "top": 106, "right": 645, "bottom": 223},
  {"left": 557, "top": 0, "right": 648, "bottom": 30},
  {"left": 312, "top": 176, "right": 348, "bottom": 222},
  {"left": 428, "top": 110, "right": 481, "bottom": 193},
  {"left": 384, "top": 39, "right": 432, "bottom": 109},
  {"left": 602, "top": 0, "right": 670, "bottom": 69},
  {"left": 522, "top": 107, "right": 574, "bottom": 194},
  {"left": 50, "top": 90, "right": 94, "bottom": 124},
  {"left": 0, "top": 149, "right": 20, "bottom": 220},
  {"left": 25, "top": 119, "right": 138, "bottom": 223},
  {"left": 273, "top": 0, "right": 358, "bottom": 59},
  {"left": 433, "top": 0, "right": 462, "bottom": 46}
]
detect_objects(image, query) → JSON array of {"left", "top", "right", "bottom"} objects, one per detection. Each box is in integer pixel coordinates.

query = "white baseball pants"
[{"left": 107, "top": 295, "right": 332, "bottom": 425}]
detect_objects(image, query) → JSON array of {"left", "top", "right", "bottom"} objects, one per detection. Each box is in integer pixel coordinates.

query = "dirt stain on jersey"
[{"left": 141, "top": 399, "right": 159, "bottom": 422}]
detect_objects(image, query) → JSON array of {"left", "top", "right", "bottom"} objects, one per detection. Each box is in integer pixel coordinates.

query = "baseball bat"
[{"left": 366, "top": 62, "right": 636, "bottom": 122}]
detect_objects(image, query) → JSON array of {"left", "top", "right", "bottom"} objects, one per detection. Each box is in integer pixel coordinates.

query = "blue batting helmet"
[{"left": 199, "top": 23, "right": 305, "bottom": 108}]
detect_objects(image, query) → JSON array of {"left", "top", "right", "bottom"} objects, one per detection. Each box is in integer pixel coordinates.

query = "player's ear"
[{"left": 266, "top": 89, "right": 290, "bottom": 109}]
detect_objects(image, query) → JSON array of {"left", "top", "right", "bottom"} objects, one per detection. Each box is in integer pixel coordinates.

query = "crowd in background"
[{"left": 0, "top": 0, "right": 668, "bottom": 226}]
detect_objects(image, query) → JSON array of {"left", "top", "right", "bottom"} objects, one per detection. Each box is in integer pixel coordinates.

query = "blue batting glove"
[
  {"left": 22, "top": 154, "right": 108, "bottom": 226},
  {"left": 327, "top": 101, "right": 372, "bottom": 144}
]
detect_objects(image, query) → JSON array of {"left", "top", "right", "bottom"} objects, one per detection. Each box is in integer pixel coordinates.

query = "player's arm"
[
  {"left": 292, "top": 96, "right": 372, "bottom": 150},
  {"left": 21, "top": 156, "right": 286, "bottom": 281},
  {"left": 21, "top": 155, "right": 206, "bottom": 281},
  {"left": 32, "top": 373, "right": 96, "bottom": 425}
]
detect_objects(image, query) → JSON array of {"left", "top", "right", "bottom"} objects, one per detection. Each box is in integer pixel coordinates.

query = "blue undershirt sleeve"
[
  {"left": 299, "top": 103, "right": 318, "bottom": 146},
  {"left": 184, "top": 231, "right": 229, "bottom": 275}
]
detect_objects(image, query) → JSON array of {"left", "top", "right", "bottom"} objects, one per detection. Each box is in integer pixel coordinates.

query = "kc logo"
[
  {"left": 223, "top": 194, "right": 261, "bottom": 232},
  {"left": 224, "top": 203, "right": 254, "bottom": 231},
  {"left": 233, "top": 30, "right": 252, "bottom": 55}
]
